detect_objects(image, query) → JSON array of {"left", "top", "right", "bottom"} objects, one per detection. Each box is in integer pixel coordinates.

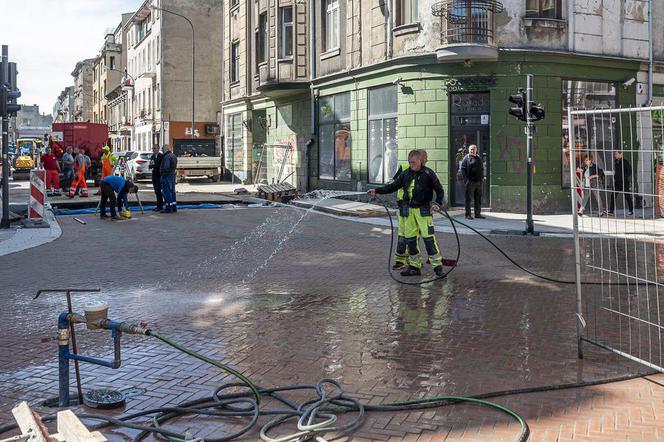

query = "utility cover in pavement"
[{"left": 83, "top": 389, "right": 126, "bottom": 409}]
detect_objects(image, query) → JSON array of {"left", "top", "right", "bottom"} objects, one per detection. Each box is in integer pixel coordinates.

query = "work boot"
[
  {"left": 400, "top": 266, "right": 422, "bottom": 277},
  {"left": 475, "top": 215, "right": 486, "bottom": 219},
  {"left": 392, "top": 262, "right": 406, "bottom": 270},
  {"left": 434, "top": 266, "right": 444, "bottom": 277}
]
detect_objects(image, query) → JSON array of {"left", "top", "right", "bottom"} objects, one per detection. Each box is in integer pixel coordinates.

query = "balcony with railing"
[{"left": 432, "top": 0, "right": 504, "bottom": 62}]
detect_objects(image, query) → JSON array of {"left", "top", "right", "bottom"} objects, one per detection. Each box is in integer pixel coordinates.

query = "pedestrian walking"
[
  {"left": 578, "top": 154, "right": 606, "bottom": 216},
  {"left": 160, "top": 144, "right": 177, "bottom": 213},
  {"left": 99, "top": 175, "right": 138, "bottom": 220},
  {"left": 149, "top": 145, "right": 164, "bottom": 211},
  {"left": 41, "top": 147, "right": 61, "bottom": 196},
  {"left": 368, "top": 149, "right": 445, "bottom": 277},
  {"left": 608, "top": 150, "right": 634, "bottom": 216},
  {"left": 61, "top": 146, "right": 75, "bottom": 194},
  {"left": 68, "top": 147, "right": 91, "bottom": 198},
  {"left": 460, "top": 145, "right": 485, "bottom": 220}
]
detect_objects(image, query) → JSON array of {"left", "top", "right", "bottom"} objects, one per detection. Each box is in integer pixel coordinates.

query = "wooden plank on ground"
[
  {"left": 55, "top": 411, "right": 106, "bottom": 442},
  {"left": 11, "top": 402, "right": 48, "bottom": 442}
]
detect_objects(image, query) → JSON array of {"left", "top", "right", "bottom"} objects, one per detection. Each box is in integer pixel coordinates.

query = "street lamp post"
[{"left": 151, "top": 5, "right": 195, "bottom": 139}]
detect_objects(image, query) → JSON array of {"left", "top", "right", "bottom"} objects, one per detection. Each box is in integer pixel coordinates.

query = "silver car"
[{"left": 126, "top": 152, "right": 153, "bottom": 181}]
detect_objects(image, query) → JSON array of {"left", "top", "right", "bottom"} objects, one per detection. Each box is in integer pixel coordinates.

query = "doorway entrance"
[{"left": 449, "top": 92, "right": 490, "bottom": 207}]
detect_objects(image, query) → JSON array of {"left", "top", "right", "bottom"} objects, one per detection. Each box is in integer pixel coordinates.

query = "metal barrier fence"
[{"left": 569, "top": 105, "right": 664, "bottom": 370}]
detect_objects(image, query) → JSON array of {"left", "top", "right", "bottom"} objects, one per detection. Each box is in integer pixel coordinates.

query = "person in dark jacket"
[
  {"left": 578, "top": 154, "right": 606, "bottom": 216},
  {"left": 609, "top": 150, "right": 634, "bottom": 216},
  {"left": 368, "top": 149, "right": 445, "bottom": 277},
  {"left": 99, "top": 175, "right": 138, "bottom": 220},
  {"left": 460, "top": 144, "right": 485, "bottom": 220},
  {"left": 159, "top": 144, "right": 178, "bottom": 213},
  {"left": 149, "top": 145, "right": 164, "bottom": 211}
]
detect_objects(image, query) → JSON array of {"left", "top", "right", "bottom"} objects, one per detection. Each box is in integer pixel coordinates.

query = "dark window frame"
[
  {"left": 525, "top": 0, "right": 562, "bottom": 19},
  {"left": 230, "top": 41, "right": 240, "bottom": 83},
  {"left": 322, "top": 0, "right": 340, "bottom": 52},
  {"left": 318, "top": 92, "right": 352, "bottom": 181},
  {"left": 395, "top": 0, "right": 419, "bottom": 27},
  {"left": 279, "top": 6, "right": 294, "bottom": 58},
  {"left": 256, "top": 11, "right": 268, "bottom": 68},
  {"left": 368, "top": 85, "right": 399, "bottom": 184},
  {"left": 561, "top": 79, "right": 619, "bottom": 189}
]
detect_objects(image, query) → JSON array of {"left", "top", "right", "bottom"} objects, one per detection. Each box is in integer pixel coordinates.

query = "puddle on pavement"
[{"left": 142, "top": 190, "right": 367, "bottom": 292}]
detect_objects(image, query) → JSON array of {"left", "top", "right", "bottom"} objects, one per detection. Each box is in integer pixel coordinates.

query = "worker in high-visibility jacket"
[
  {"left": 68, "top": 147, "right": 91, "bottom": 198},
  {"left": 100, "top": 146, "right": 117, "bottom": 178},
  {"left": 368, "top": 149, "right": 445, "bottom": 277},
  {"left": 391, "top": 161, "right": 411, "bottom": 270},
  {"left": 96, "top": 146, "right": 118, "bottom": 195}
]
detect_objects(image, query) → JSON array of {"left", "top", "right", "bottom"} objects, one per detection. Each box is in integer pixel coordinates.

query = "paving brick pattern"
[{"left": 0, "top": 208, "right": 662, "bottom": 441}]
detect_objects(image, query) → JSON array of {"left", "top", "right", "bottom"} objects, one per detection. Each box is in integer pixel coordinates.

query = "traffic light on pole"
[
  {"left": 1, "top": 85, "right": 21, "bottom": 116},
  {"left": 529, "top": 102, "right": 545, "bottom": 122},
  {"left": 508, "top": 89, "right": 527, "bottom": 121},
  {"left": 7, "top": 89, "right": 21, "bottom": 115}
]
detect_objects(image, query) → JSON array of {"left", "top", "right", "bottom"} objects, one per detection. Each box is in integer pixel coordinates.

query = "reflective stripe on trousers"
[{"left": 404, "top": 208, "right": 441, "bottom": 269}]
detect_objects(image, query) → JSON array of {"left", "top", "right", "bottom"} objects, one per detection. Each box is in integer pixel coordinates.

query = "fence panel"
[{"left": 569, "top": 105, "right": 664, "bottom": 370}]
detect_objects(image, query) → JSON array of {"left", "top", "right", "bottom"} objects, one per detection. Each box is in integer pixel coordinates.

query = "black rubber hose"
[
  {"left": 385, "top": 206, "right": 461, "bottom": 285},
  {"left": 382, "top": 202, "right": 653, "bottom": 287}
]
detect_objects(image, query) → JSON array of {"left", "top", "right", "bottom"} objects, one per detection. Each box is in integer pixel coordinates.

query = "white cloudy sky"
[{"left": 1, "top": 0, "right": 142, "bottom": 115}]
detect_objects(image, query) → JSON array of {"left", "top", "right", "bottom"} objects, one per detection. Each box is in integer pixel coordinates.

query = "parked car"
[{"left": 126, "top": 152, "right": 153, "bottom": 181}]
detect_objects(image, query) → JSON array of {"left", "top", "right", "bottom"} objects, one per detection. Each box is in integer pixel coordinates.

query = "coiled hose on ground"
[{"left": 0, "top": 200, "right": 657, "bottom": 441}]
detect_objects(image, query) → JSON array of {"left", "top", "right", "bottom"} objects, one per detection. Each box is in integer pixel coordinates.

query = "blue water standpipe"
[{"left": 57, "top": 311, "right": 148, "bottom": 407}]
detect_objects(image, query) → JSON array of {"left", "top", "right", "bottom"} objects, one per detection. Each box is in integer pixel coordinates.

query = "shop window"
[
  {"left": 396, "top": 0, "right": 418, "bottom": 26},
  {"left": 279, "top": 7, "right": 294, "bottom": 58},
  {"left": 526, "top": 0, "right": 561, "bottom": 19},
  {"left": 319, "top": 92, "right": 351, "bottom": 180},
  {"left": 226, "top": 113, "right": 246, "bottom": 181},
  {"left": 561, "top": 80, "right": 617, "bottom": 188},
  {"left": 368, "top": 85, "right": 398, "bottom": 184}
]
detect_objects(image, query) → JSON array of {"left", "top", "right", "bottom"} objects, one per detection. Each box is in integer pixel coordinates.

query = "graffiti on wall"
[{"left": 498, "top": 133, "right": 536, "bottom": 176}]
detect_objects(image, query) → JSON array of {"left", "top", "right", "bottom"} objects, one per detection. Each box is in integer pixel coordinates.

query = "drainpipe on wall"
[
  {"left": 648, "top": 0, "right": 653, "bottom": 105},
  {"left": 385, "top": 0, "right": 392, "bottom": 60},
  {"left": 219, "top": 0, "right": 225, "bottom": 172},
  {"left": 567, "top": 0, "right": 575, "bottom": 53},
  {"left": 308, "top": 0, "right": 317, "bottom": 193}
]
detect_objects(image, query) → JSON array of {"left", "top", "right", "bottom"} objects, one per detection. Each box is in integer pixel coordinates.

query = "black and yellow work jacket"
[{"left": 376, "top": 166, "right": 444, "bottom": 208}]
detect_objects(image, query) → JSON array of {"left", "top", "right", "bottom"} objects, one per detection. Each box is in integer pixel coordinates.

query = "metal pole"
[
  {"left": 1, "top": 45, "right": 9, "bottom": 229},
  {"left": 568, "top": 106, "right": 584, "bottom": 359},
  {"left": 525, "top": 74, "right": 534, "bottom": 235},
  {"left": 648, "top": 0, "right": 653, "bottom": 104},
  {"left": 58, "top": 313, "right": 71, "bottom": 407},
  {"left": 65, "top": 290, "right": 84, "bottom": 404},
  {"left": 191, "top": 23, "right": 195, "bottom": 139}
]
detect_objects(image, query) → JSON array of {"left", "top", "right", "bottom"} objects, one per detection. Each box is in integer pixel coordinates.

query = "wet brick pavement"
[{"left": 0, "top": 207, "right": 662, "bottom": 441}]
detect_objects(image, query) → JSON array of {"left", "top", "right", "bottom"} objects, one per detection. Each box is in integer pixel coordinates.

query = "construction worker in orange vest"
[
  {"left": 95, "top": 146, "right": 117, "bottom": 195},
  {"left": 68, "top": 147, "right": 91, "bottom": 198}
]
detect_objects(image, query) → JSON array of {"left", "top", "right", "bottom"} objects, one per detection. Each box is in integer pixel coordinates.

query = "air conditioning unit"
[{"left": 205, "top": 124, "right": 220, "bottom": 135}]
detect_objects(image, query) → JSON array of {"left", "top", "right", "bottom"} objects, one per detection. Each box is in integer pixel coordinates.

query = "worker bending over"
[
  {"left": 368, "top": 149, "right": 445, "bottom": 277},
  {"left": 99, "top": 175, "right": 138, "bottom": 220}
]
